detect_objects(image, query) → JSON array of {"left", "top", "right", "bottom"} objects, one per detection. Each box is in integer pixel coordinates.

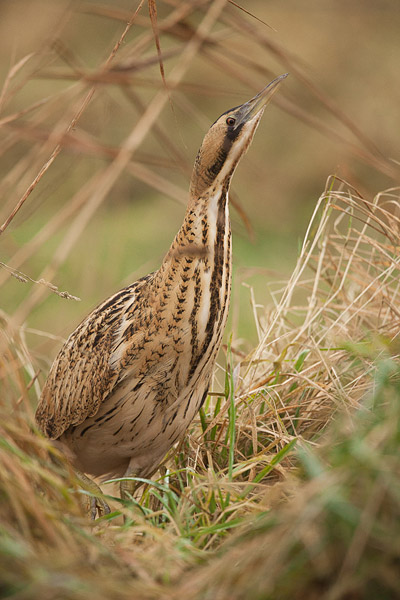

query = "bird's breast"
[{"left": 112, "top": 190, "right": 232, "bottom": 401}]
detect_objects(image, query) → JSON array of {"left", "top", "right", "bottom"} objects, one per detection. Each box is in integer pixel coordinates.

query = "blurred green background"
[{"left": 1, "top": 0, "right": 399, "bottom": 367}]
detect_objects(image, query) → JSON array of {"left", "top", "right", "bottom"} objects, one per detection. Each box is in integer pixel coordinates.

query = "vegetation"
[{"left": 1, "top": 2, "right": 399, "bottom": 599}]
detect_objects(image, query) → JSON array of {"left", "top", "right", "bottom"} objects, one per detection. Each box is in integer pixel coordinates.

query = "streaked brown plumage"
[{"left": 36, "top": 74, "right": 287, "bottom": 516}]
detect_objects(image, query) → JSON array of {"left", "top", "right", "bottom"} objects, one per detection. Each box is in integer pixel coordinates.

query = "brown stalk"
[{"left": 0, "top": 2, "right": 143, "bottom": 236}]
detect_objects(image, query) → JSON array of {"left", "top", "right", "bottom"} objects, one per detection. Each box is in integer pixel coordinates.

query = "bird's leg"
[
  {"left": 120, "top": 466, "right": 137, "bottom": 504},
  {"left": 119, "top": 467, "right": 141, "bottom": 524},
  {"left": 75, "top": 470, "right": 111, "bottom": 519}
]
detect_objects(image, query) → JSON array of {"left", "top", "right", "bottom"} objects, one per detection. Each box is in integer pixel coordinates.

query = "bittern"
[{"left": 36, "top": 74, "right": 287, "bottom": 517}]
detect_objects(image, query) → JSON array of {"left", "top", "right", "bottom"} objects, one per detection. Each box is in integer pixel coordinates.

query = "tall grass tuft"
[{"left": 176, "top": 344, "right": 400, "bottom": 600}]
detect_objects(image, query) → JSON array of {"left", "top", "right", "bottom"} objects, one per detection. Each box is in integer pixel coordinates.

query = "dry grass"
[{"left": 1, "top": 2, "right": 400, "bottom": 598}]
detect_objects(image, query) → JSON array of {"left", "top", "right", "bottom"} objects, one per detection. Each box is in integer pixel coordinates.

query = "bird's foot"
[
  {"left": 75, "top": 470, "right": 111, "bottom": 519},
  {"left": 88, "top": 494, "right": 111, "bottom": 520}
]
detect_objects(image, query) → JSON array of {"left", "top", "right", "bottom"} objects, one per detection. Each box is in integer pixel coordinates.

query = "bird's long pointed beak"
[{"left": 234, "top": 73, "right": 288, "bottom": 128}]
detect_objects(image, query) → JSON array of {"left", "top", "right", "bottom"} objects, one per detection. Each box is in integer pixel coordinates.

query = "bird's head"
[{"left": 190, "top": 73, "right": 288, "bottom": 198}]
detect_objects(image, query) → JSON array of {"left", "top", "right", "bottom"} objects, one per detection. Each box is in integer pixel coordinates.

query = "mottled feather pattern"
[{"left": 36, "top": 279, "right": 147, "bottom": 438}]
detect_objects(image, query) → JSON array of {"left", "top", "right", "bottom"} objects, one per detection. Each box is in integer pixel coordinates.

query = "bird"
[{"left": 35, "top": 74, "right": 288, "bottom": 518}]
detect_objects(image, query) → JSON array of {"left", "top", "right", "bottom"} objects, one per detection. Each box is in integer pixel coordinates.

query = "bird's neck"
[
  {"left": 150, "top": 184, "right": 232, "bottom": 388},
  {"left": 164, "top": 182, "right": 231, "bottom": 270}
]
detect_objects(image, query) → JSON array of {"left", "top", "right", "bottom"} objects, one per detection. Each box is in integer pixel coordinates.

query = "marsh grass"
[{"left": 1, "top": 1, "right": 400, "bottom": 598}]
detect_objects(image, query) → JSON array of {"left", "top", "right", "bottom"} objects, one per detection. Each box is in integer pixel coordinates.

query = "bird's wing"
[{"left": 35, "top": 278, "right": 151, "bottom": 439}]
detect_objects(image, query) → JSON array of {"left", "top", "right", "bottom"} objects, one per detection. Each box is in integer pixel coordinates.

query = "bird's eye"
[{"left": 226, "top": 117, "right": 236, "bottom": 126}]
